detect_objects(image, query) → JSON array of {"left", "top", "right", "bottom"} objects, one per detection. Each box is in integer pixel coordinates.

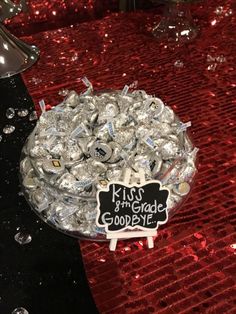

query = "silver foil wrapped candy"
[{"left": 20, "top": 87, "right": 198, "bottom": 240}]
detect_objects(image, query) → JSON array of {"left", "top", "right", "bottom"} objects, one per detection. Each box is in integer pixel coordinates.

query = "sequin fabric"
[
  {"left": 5, "top": 0, "right": 118, "bottom": 36},
  {"left": 21, "top": 0, "right": 236, "bottom": 313}
]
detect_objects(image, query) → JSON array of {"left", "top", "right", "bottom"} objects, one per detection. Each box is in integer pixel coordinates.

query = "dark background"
[{"left": 0, "top": 75, "right": 98, "bottom": 314}]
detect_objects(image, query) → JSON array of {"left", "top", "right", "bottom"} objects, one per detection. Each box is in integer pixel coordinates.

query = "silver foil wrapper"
[{"left": 20, "top": 87, "right": 198, "bottom": 239}]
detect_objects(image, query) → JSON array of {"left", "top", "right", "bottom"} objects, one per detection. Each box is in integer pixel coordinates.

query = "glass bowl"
[{"left": 19, "top": 89, "right": 198, "bottom": 241}]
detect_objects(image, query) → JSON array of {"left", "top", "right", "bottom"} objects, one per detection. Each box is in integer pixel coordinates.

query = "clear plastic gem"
[
  {"left": 3, "top": 125, "right": 15, "bottom": 134},
  {"left": 58, "top": 89, "right": 69, "bottom": 96},
  {"left": 6, "top": 107, "right": 15, "bottom": 119},
  {"left": 215, "top": 6, "right": 224, "bottom": 15},
  {"left": 18, "top": 109, "right": 29, "bottom": 117},
  {"left": 14, "top": 232, "right": 32, "bottom": 245},
  {"left": 174, "top": 60, "right": 184, "bottom": 68},
  {"left": 12, "top": 308, "right": 29, "bottom": 314}
]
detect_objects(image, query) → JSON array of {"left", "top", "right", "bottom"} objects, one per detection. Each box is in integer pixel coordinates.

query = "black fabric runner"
[{"left": 0, "top": 75, "right": 98, "bottom": 314}]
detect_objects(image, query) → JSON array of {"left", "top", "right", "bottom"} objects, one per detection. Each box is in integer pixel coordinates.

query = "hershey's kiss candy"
[
  {"left": 20, "top": 157, "right": 33, "bottom": 175},
  {"left": 32, "top": 189, "right": 49, "bottom": 212},
  {"left": 30, "top": 145, "right": 49, "bottom": 158},
  {"left": 56, "top": 173, "right": 77, "bottom": 191},
  {"left": 53, "top": 203, "right": 78, "bottom": 222},
  {"left": 106, "top": 167, "right": 122, "bottom": 181},
  {"left": 23, "top": 176, "right": 37, "bottom": 190},
  {"left": 145, "top": 97, "right": 164, "bottom": 117},
  {"left": 132, "top": 89, "right": 147, "bottom": 100},
  {"left": 161, "top": 141, "right": 179, "bottom": 160},
  {"left": 108, "top": 142, "right": 122, "bottom": 163},
  {"left": 178, "top": 164, "right": 195, "bottom": 182},
  {"left": 89, "top": 160, "right": 107, "bottom": 175},
  {"left": 49, "top": 143, "right": 64, "bottom": 158},
  {"left": 88, "top": 111, "right": 98, "bottom": 124},
  {"left": 42, "top": 159, "right": 65, "bottom": 174},
  {"left": 78, "top": 136, "right": 95, "bottom": 156},
  {"left": 159, "top": 106, "right": 175, "bottom": 123},
  {"left": 31, "top": 159, "right": 46, "bottom": 177},
  {"left": 63, "top": 139, "right": 83, "bottom": 164},
  {"left": 149, "top": 154, "right": 162, "bottom": 174},
  {"left": 70, "top": 123, "right": 91, "bottom": 138},
  {"left": 70, "top": 162, "right": 89, "bottom": 179},
  {"left": 89, "top": 142, "right": 112, "bottom": 162},
  {"left": 97, "top": 103, "right": 119, "bottom": 123},
  {"left": 64, "top": 90, "right": 80, "bottom": 107},
  {"left": 115, "top": 127, "right": 136, "bottom": 148},
  {"left": 173, "top": 182, "right": 191, "bottom": 196}
]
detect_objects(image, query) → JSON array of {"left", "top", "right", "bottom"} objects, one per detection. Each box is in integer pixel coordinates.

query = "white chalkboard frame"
[
  {"left": 95, "top": 168, "right": 170, "bottom": 251},
  {"left": 96, "top": 180, "right": 169, "bottom": 233}
]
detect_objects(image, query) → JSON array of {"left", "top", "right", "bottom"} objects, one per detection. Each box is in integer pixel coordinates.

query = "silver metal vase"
[
  {"left": 0, "top": 0, "right": 39, "bottom": 79},
  {"left": 0, "top": 0, "right": 26, "bottom": 22}
]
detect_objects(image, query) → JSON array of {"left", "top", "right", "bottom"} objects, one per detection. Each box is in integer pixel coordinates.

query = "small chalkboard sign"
[{"left": 96, "top": 168, "right": 169, "bottom": 250}]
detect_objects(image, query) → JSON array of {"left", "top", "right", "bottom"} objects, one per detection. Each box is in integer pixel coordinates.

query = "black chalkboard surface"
[{"left": 96, "top": 181, "right": 169, "bottom": 233}]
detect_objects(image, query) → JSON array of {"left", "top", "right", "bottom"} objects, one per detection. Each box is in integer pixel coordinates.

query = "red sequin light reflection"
[
  {"left": 5, "top": 0, "right": 118, "bottom": 36},
  {"left": 21, "top": 0, "right": 236, "bottom": 313}
]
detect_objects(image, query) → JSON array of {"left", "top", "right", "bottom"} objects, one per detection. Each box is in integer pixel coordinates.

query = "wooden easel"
[{"left": 107, "top": 168, "right": 157, "bottom": 251}]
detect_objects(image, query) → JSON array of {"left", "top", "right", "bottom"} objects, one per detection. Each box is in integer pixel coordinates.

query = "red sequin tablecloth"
[
  {"left": 22, "top": 1, "right": 236, "bottom": 313},
  {"left": 6, "top": 0, "right": 118, "bottom": 36}
]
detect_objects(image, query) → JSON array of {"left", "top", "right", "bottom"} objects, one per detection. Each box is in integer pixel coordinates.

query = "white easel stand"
[{"left": 107, "top": 168, "right": 157, "bottom": 251}]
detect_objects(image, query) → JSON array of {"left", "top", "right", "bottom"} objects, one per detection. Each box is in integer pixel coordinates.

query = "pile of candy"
[{"left": 20, "top": 86, "right": 198, "bottom": 239}]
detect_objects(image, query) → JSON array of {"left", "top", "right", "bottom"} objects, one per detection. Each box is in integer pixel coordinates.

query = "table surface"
[
  {"left": 1, "top": 0, "right": 236, "bottom": 313},
  {"left": 0, "top": 76, "right": 98, "bottom": 314}
]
